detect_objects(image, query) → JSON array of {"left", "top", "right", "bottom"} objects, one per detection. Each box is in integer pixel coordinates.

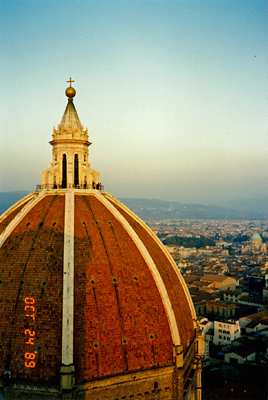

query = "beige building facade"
[{"left": 213, "top": 320, "right": 241, "bottom": 346}]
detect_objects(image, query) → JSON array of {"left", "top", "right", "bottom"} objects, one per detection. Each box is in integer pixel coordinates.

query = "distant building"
[
  {"left": 224, "top": 342, "right": 257, "bottom": 365},
  {"left": 248, "top": 274, "right": 266, "bottom": 295},
  {"left": 239, "top": 310, "right": 268, "bottom": 334},
  {"left": 191, "top": 280, "right": 216, "bottom": 294},
  {"left": 197, "top": 247, "right": 215, "bottom": 256},
  {"left": 200, "top": 274, "right": 236, "bottom": 291},
  {"left": 196, "top": 317, "right": 211, "bottom": 366},
  {"left": 178, "top": 246, "right": 197, "bottom": 258},
  {"left": 164, "top": 244, "right": 179, "bottom": 254},
  {"left": 222, "top": 290, "right": 248, "bottom": 303},
  {"left": 213, "top": 320, "right": 241, "bottom": 346},
  {"left": 242, "top": 233, "right": 267, "bottom": 255},
  {"left": 206, "top": 301, "right": 236, "bottom": 319}
]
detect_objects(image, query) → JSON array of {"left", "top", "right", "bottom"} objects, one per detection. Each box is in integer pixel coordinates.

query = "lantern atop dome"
[{"left": 41, "top": 79, "right": 100, "bottom": 189}]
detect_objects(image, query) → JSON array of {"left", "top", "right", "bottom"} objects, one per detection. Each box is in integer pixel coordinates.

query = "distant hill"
[
  {"left": 0, "top": 192, "right": 267, "bottom": 220},
  {"left": 213, "top": 197, "right": 268, "bottom": 216},
  {"left": 118, "top": 198, "right": 268, "bottom": 220}
]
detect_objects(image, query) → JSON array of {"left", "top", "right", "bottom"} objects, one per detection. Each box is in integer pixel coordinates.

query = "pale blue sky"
[{"left": 0, "top": 0, "right": 267, "bottom": 204}]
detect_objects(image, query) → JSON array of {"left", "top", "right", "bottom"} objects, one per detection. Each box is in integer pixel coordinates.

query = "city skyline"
[{"left": 0, "top": 0, "right": 267, "bottom": 205}]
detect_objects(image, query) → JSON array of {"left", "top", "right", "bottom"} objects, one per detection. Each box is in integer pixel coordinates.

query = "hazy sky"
[{"left": 0, "top": 0, "right": 267, "bottom": 205}]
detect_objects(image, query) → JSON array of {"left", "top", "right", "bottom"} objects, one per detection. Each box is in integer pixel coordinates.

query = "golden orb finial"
[{"left": 65, "top": 77, "right": 76, "bottom": 100}]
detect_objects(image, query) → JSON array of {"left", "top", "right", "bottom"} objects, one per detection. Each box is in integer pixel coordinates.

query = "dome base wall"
[
  {"left": 1, "top": 342, "right": 201, "bottom": 400},
  {"left": 1, "top": 364, "right": 198, "bottom": 400}
]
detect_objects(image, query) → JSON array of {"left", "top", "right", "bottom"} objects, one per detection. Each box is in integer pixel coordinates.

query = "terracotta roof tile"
[
  {"left": 105, "top": 195, "right": 195, "bottom": 352},
  {"left": 73, "top": 195, "right": 173, "bottom": 381},
  {"left": 0, "top": 195, "right": 65, "bottom": 382}
]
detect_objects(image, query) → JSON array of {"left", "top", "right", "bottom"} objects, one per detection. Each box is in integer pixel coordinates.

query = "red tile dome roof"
[
  {"left": 0, "top": 189, "right": 196, "bottom": 384},
  {"left": 0, "top": 82, "right": 197, "bottom": 390}
]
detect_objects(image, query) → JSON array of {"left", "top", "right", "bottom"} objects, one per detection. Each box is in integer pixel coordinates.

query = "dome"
[
  {"left": 251, "top": 232, "right": 262, "bottom": 242},
  {"left": 0, "top": 82, "right": 201, "bottom": 400}
]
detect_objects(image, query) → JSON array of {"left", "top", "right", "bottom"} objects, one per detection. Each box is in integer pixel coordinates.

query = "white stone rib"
[
  {"left": 0, "top": 190, "right": 47, "bottom": 249},
  {"left": 95, "top": 192, "right": 181, "bottom": 347},
  {"left": 62, "top": 190, "right": 75, "bottom": 366}
]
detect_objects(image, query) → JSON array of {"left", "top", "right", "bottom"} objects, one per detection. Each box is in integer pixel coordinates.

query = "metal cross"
[{"left": 66, "top": 77, "right": 74, "bottom": 86}]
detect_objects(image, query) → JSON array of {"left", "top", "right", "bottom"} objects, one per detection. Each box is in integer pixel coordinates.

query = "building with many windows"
[{"left": 213, "top": 320, "right": 241, "bottom": 346}]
